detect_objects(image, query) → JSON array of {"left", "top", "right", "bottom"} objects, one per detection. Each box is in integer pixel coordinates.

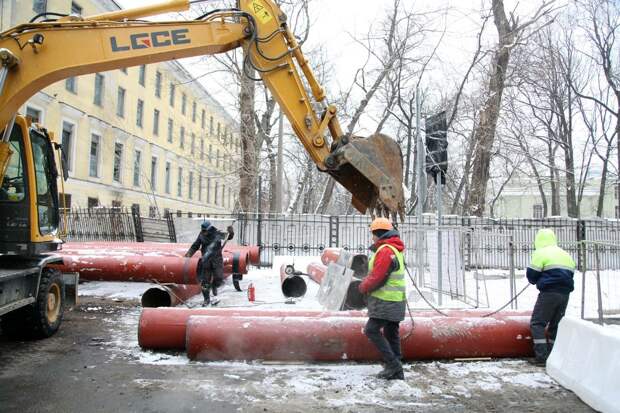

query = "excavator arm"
[{"left": 0, "top": 0, "right": 405, "bottom": 219}]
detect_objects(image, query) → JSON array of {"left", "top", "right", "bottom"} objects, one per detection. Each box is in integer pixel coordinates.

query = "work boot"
[
  {"left": 201, "top": 289, "right": 210, "bottom": 306},
  {"left": 377, "top": 359, "right": 404, "bottom": 380}
]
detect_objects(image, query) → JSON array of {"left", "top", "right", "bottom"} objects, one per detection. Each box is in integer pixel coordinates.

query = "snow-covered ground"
[{"left": 77, "top": 255, "right": 619, "bottom": 411}]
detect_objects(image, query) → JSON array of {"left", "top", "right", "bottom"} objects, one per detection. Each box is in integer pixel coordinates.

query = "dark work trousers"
[
  {"left": 197, "top": 255, "right": 224, "bottom": 300},
  {"left": 530, "top": 291, "right": 570, "bottom": 362},
  {"left": 364, "top": 318, "right": 401, "bottom": 363}
]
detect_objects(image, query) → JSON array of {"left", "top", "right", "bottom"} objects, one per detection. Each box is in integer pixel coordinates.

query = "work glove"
[
  {"left": 184, "top": 252, "right": 192, "bottom": 258},
  {"left": 227, "top": 225, "right": 235, "bottom": 240}
]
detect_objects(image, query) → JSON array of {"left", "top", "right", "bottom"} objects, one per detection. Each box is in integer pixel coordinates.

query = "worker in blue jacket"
[{"left": 526, "top": 228, "right": 575, "bottom": 364}]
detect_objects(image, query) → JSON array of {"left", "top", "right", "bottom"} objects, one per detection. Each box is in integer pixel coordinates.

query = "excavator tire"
[{"left": 1, "top": 268, "right": 65, "bottom": 339}]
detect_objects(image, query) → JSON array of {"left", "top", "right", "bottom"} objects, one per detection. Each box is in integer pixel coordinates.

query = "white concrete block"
[{"left": 546, "top": 316, "right": 620, "bottom": 413}]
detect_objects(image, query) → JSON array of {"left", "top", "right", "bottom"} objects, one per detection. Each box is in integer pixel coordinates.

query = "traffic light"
[{"left": 425, "top": 111, "right": 448, "bottom": 184}]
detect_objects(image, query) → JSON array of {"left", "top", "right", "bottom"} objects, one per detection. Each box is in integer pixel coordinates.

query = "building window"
[
  {"left": 93, "top": 73, "right": 104, "bottom": 106},
  {"left": 150, "top": 157, "right": 157, "bottom": 192},
  {"left": 180, "top": 126, "right": 185, "bottom": 149},
  {"left": 131, "top": 203, "right": 140, "bottom": 215},
  {"left": 113, "top": 143, "right": 123, "bottom": 182},
  {"left": 169, "top": 83, "right": 175, "bottom": 107},
  {"left": 192, "top": 101, "right": 197, "bottom": 122},
  {"left": 165, "top": 162, "right": 171, "bottom": 194},
  {"left": 136, "top": 99, "right": 144, "bottom": 128},
  {"left": 149, "top": 206, "right": 157, "bottom": 218},
  {"left": 71, "top": 1, "right": 82, "bottom": 14},
  {"left": 61, "top": 121, "right": 75, "bottom": 172},
  {"left": 111, "top": 200, "right": 122, "bottom": 210},
  {"left": 209, "top": 116, "right": 214, "bottom": 135},
  {"left": 208, "top": 144, "right": 212, "bottom": 162},
  {"left": 207, "top": 177, "right": 211, "bottom": 204},
  {"left": 216, "top": 149, "right": 220, "bottom": 168},
  {"left": 198, "top": 174, "right": 203, "bottom": 201},
  {"left": 615, "top": 185, "right": 619, "bottom": 200},
  {"left": 120, "top": 68, "right": 127, "bottom": 74},
  {"left": 138, "top": 65, "right": 146, "bottom": 86},
  {"left": 182, "top": 93, "right": 187, "bottom": 115},
  {"left": 26, "top": 106, "right": 42, "bottom": 124},
  {"left": 167, "top": 119, "right": 173, "bottom": 143},
  {"left": 155, "top": 71, "right": 162, "bottom": 97},
  {"left": 533, "top": 204, "right": 544, "bottom": 219},
  {"left": 189, "top": 171, "right": 194, "bottom": 200},
  {"left": 616, "top": 205, "right": 619, "bottom": 219},
  {"left": 89, "top": 133, "right": 100, "bottom": 178},
  {"left": 177, "top": 167, "right": 183, "bottom": 197},
  {"left": 133, "top": 150, "right": 142, "bottom": 187},
  {"left": 217, "top": 122, "right": 221, "bottom": 139},
  {"left": 87, "top": 197, "right": 99, "bottom": 209},
  {"left": 153, "top": 109, "right": 160, "bottom": 136},
  {"left": 116, "top": 87, "right": 126, "bottom": 118},
  {"left": 214, "top": 181, "right": 219, "bottom": 205},
  {"left": 33, "top": 0, "right": 47, "bottom": 13},
  {"left": 65, "top": 77, "right": 77, "bottom": 94},
  {"left": 191, "top": 133, "right": 195, "bottom": 154},
  {"left": 200, "top": 139, "right": 204, "bottom": 160},
  {"left": 201, "top": 109, "right": 206, "bottom": 129}
]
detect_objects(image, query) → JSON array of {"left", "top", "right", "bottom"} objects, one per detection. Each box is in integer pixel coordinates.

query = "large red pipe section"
[
  {"left": 186, "top": 315, "right": 534, "bottom": 361},
  {"left": 306, "top": 263, "right": 326, "bottom": 284},
  {"left": 61, "top": 242, "right": 260, "bottom": 265},
  {"left": 139, "top": 307, "right": 367, "bottom": 349},
  {"left": 51, "top": 253, "right": 247, "bottom": 283},
  {"left": 280, "top": 264, "right": 307, "bottom": 298},
  {"left": 141, "top": 283, "right": 203, "bottom": 307},
  {"left": 138, "top": 307, "right": 531, "bottom": 350}
]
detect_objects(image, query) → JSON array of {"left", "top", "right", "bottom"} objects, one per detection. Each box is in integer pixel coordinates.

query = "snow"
[{"left": 76, "top": 253, "right": 620, "bottom": 410}]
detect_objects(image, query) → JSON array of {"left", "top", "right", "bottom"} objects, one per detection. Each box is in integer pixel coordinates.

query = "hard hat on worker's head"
[
  {"left": 370, "top": 217, "right": 393, "bottom": 232},
  {"left": 201, "top": 221, "right": 212, "bottom": 231}
]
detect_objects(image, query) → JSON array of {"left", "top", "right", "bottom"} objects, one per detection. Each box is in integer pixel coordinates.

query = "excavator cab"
[{"left": 0, "top": 116, "right": 62, "bottom": 255}]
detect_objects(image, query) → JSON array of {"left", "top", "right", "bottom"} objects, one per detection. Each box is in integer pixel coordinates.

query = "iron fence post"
[
  {"left": 581, "top": 241, "right": 586, "bottom": 320},
  {"left": 577, "top": 219, "right": 586, "bottom": 271},
  {"left": 509, "top": 237, "right": 516, "bottom": 309},
  {"left": 132, "top": 205, "right": 144, "bottom": 242},
  {"left": 594, "top": 243, "right": 604, "bottom": 325},
  {"left": 329, "top": 216, "right": 339, "bottom": 247},
  {"left": 166, "top": 212, "right": 177, "bottom": 243}
]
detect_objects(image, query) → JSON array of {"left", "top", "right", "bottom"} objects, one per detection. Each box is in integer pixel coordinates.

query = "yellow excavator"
[{"left": 0, "top": 0, "right": 405, "bottom": 337}]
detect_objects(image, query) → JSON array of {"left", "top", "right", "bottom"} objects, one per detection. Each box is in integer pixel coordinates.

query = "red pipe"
[
  {"left": 51, "top": 252, "right": 247, "bottom": 283},
  {"left": 138, "top": 307, "right": 367, "bottom": 349},
  {"left": 279, "top": 264, "right": 307, "bottom": 298},
  {"left": 138, "top": 307, "right": 531, "bottom": 350},
  {"left": 62, "top": 241, "right": 258, "bottom": 264},
  {"left": 321, "top": 248, "right": 341, "bottom": 265},
  {"left": 306, "top": 262, "right": 326, "bottom": 284},
  {"left": 141, "top": 284, "right": 203, "bottom": 307},
  {"left": 186, "top": 315, "right": 533, "bottom": 361}
]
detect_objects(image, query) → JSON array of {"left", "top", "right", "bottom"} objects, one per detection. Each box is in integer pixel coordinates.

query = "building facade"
[
  {"left": 493, "top": 176, "right": 619, "bottom": 219},
  {"left": 2, "top": 0, "right": 240, "bottom": 217}
]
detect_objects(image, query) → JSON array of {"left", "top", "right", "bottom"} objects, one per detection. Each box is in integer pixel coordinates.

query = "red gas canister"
[{"left": 247, "top": 283, "right": 255, "bottom": 302}]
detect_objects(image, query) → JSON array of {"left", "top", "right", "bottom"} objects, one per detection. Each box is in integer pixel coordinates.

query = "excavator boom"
[{"left": 0, "top": 0, "right": 405, "bottom": 219}]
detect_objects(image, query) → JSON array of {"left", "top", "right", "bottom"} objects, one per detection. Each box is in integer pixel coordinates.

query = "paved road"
[{"left": 0, "top": 298, "right": 594, "bottom": 413}]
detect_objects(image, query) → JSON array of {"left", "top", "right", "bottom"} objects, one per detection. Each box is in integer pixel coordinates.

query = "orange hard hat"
[{"left": 370, "top": 217, "right": 393, "bottom": 232}]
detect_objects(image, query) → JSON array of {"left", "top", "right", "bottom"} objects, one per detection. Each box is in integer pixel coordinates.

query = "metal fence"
[
  {"left": 61, "top": 207, "right": 136, "bottom": 242},
  {"left": 170, "top": 213, "right": 620, "bottom": 270}
]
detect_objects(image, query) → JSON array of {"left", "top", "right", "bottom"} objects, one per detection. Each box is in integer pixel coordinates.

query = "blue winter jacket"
[{"left": 526, "top": 229, "right": 575, "bottom": 294}]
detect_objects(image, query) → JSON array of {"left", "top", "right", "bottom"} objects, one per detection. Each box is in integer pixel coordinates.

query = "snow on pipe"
[
  {"left": 138, "top": 307, "right": 532, "bottom": 350},
  {"left": 306, "top": 262, "right": 326, "bottom": 284},
  {"left": 141, "top": 283, "right": 203, "bottom": 308},
  {"left": 186, "top": 315, "right": 534, "bottom": 361},
  {"left": 280, "top": 264, "right": 307, "bottom": 298},
  {"left": 61, "top": 242, "right": 260, "bottom": 265},
  {"left": 138, "top": 307, "right": 368, "bottom": 349},
  {"left": 51, "top": 251, "right": 247, "bottom": 283}
]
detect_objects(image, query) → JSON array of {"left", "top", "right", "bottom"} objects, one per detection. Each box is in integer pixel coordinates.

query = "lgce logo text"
[{"left": 110, "top": 29, "right": 190, "bottom": 51}]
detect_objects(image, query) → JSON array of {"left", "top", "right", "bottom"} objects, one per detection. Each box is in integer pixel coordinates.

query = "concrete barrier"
[{"left": 546, "top": 316, "right": 620, "bottom": 413}]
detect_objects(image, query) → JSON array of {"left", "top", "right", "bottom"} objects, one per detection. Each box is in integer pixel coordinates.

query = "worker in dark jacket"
[
  {"left": 358, "top": 217, "right": 406, "bottom": 380},
  {"left": 526, "top": 228, "right": 575, "bottom": 364},
  {"left": 185, "top": 221, "right": 234, "bottom": 306}
]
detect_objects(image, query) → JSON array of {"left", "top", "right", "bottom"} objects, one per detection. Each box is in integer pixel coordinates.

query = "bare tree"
[{"left": 465, "top": 0, "right": 556, "bottom": 216}]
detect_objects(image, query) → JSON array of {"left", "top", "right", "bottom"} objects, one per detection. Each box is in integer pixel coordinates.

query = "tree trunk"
[
  {"left": 287, "top": 160, "right": 313, "bottom": 214},
  {"left": 596, "top": 146, "right": 612, "bottom": 217},
  {"left": 465, "top": 0, "right": 514, "bottom": 217},
  {"left": 547, "top": 143, "right": 561, "bottom": 216},
  {"left": 267, "top": 146, "right": 277, "bottom": 213},
  {"left": 238, "top": 67, "right": 257, "bottom": 212}
]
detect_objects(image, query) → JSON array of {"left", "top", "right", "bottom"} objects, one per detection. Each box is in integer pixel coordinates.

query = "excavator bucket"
[{"left": 326, "top": 133, "right": 405, "bottom": 222}]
